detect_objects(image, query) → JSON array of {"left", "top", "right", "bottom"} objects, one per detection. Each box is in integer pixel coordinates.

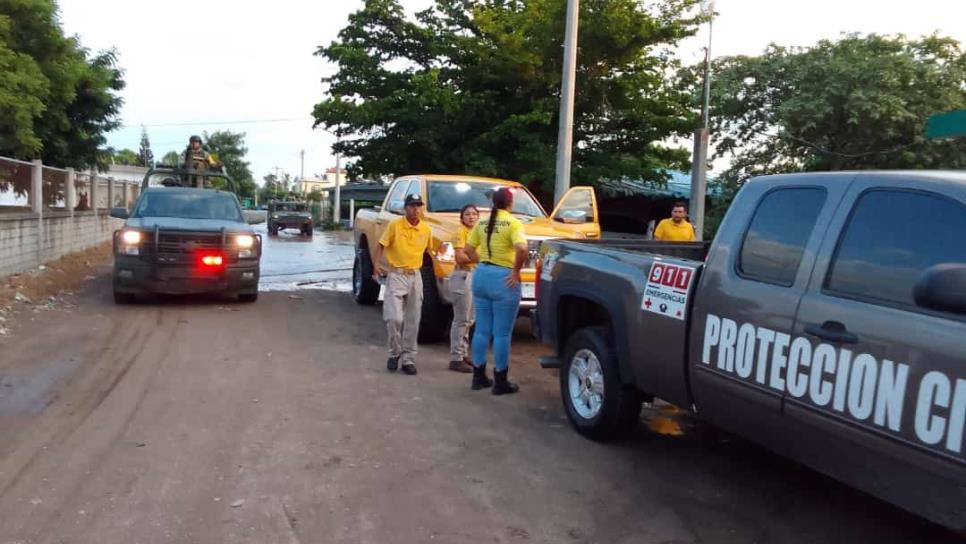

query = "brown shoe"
[{"left": 449, "top": 360, "right": 473, "bottom": 373}]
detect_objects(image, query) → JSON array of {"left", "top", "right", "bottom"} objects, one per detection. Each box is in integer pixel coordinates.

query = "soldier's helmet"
[{"left": 189, "top": 135, "right": 202, "bottom": 144}]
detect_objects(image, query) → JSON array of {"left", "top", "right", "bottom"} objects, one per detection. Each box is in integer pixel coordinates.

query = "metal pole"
[
  {"left": 334, "top": 137, "right": 342, "bottom": 225},
  {"left": 66, "top": 167, "right": 76, "bottom": 216},
  {"left": 31, "top": 159, "right": 43, "bottom": 214},
  {"left": 300, "top": 149, "right": 305, "bottom": 191},
  {"left": 553, "top": 0, "right": 580, "bottom": 206},
  {"left": 690, "top": 2, "right": 714, "bottom": 241},
  {"left": 349, "top": 198, "right": 355, "bottom": 229}
]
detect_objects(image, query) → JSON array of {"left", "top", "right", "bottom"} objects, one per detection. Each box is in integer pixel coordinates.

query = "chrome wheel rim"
[{"left": 568, "top": 349, "right": 604, "bottom": 420}]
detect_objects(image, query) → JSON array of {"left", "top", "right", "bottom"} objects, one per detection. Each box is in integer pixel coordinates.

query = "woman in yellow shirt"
[
  {"left": 448, "top": 204, "right": 480, "bottom": 373},
  {"left": 464, "top": 188, "right": 528, "bottom": 395}
]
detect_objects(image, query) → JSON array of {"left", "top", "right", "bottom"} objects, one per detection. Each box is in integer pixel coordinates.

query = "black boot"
[
  {"left": 492, "top": 369, "right": 519, "bottom": 395},
  {"left": 471, "top": 365, "right": 493, "bottom": 390}
]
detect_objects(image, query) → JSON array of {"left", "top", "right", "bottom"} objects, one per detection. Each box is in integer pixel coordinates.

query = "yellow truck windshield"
[{"left": 426, "top": 180, "right": 545, "bottom": 217}]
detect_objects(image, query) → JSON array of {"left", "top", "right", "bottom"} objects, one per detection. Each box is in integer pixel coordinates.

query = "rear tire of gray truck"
[
  {"left": 352, "top": 246, "right": 380, "bottom": 305},
  {"left": 417, "top": 260, "right": 451, "bottom": 343},
  {"left": 561, "top": 327, "right": 642, "bottom": 441}
]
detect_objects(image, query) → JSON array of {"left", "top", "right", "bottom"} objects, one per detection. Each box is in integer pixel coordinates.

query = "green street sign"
[{"left": 927, "top": 109, "right": 966, "bottom": 139}]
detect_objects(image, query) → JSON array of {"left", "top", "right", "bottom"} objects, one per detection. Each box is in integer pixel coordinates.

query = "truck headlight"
[
  {"left": 437, "top": 242, "right": 456, "bottom": 263},
  {"left": 121, "top": 230, "right": 141, "bottom": 245},
  {"left": 235, "top": 235, "right": 254, "bottom": 249}
]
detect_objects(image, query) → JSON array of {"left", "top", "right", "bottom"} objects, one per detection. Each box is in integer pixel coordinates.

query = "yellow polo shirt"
[
  {"left": 654, "top": 219, "right": 696, "bottom": 242},
  {"left": 380, "top": 217, "right": 433, "bottom": 270},
  {"left": 467, "top": 209, "right": 526, "bottom": 269},
  {"left": 453, "top": 224, "right": 476, "bottom": 271}
]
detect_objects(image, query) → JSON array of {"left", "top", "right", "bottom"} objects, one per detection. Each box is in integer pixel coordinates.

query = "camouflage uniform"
[{"left": 183, "top": 147, "right": 216, "bottom": 188}]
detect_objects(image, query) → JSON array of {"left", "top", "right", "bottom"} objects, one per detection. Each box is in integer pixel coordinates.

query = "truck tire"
[
  {"left": 417, "top": 261, "right": 451, "bottom": 343},
  {"left": 560, "top": 326, "right": 642, "bottom": 441},
  {"left": 113, "top": 290, "right": 135, "bottom": 305},
  {"left": 352, "top": 246, "right": 380, "bottom": 305}
]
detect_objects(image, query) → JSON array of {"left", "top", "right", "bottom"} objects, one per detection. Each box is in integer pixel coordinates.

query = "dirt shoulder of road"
[{"left": 0, "top": 243, "right": 112, "bottom": 336}]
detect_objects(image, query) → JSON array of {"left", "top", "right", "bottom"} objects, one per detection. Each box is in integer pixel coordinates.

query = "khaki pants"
[
  {"left": 448, "top": 270, "right": 474, "bottom": 360},
  {"left": 383, "top": 270, "right": 423, "bottom": 364}
]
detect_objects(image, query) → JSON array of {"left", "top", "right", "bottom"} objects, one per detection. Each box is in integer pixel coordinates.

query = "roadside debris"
[{"left": 231, "top": 499, "right": 245, "bottom": 508}]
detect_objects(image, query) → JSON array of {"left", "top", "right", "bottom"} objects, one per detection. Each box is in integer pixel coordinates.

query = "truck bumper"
[{"left": 113, "top": 257, "right": 260, "bottom": 295}]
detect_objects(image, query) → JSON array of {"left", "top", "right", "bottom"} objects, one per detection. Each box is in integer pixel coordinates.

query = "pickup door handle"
[{"left": 804, "top": 321, "right": 858, "bottom": 344}]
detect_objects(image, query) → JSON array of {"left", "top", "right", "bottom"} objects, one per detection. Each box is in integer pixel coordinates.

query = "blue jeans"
[{"left": 471, "top": 264, "right": 522, "bottom": 372}]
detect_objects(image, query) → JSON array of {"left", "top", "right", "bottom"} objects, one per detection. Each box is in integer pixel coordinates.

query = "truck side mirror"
[
  {"left": 914, "top": 264, "right": 966, "bottom": 315},
  {"left": 110, "top": 207, "right": 130, "bottom": 220}
]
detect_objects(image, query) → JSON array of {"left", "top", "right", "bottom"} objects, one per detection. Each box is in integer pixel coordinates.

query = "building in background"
[{"left": 298, "top": 167, "right": 347, "bottom": 196}]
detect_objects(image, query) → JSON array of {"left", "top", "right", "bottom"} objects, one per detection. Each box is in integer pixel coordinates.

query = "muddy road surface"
[{"left": 0, "top": 263, "right": 959, "bottom": 542}]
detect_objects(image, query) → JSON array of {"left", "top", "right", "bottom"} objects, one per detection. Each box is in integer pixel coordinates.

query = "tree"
[
  {"left": 160, "top": 150, "right": 180, "bottom": 166},
  {"left": 112, "top": 148, "right": 139, "bottom": 166},
  {"left": 0, "top": 0, "right": 124, "bottom": 196},
  {"left": 137, "top": 126, "right": 154, "bottom": 167},
  {"left": 313, "top": 0, "right": 703, "bottom": 201},
  {"left": 204, "top": 130, "right": 254, "bottom": 187},
  {"left": 259, "top": 172, "right": 294, "bottom": 202}
]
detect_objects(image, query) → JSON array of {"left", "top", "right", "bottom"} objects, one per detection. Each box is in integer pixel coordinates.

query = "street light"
[{"left": 690, "top": 0, "right": 715, "bottom": 241}]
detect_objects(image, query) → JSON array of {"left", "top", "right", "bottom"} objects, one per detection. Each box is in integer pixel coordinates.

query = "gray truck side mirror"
[
  {"left": 914, "top": 264, "right": 966, "bottom": 315},
  {"left": 110, "top": 207, "right": 130, "bottom": 220}
]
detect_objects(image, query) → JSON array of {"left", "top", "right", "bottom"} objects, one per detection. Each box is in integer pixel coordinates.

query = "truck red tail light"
[{"left": 535, "top": 257, "right": 542, "bottom": 301}]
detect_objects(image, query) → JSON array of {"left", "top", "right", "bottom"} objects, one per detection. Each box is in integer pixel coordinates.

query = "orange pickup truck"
[{"left": 352, "top": 175, "right": 601, "bottom": 341}]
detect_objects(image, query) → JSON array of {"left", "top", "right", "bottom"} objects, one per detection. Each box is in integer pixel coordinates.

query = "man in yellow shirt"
[
  {"left": 653, "top": 201, "right": 697, "bottom": 242},
  {"left": 372, "top": 193, "right": 433, "bottom": 375}
]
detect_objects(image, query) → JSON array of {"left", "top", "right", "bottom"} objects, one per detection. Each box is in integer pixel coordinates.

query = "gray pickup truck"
[{"left": 533, "top": 171, "right": 965, "bottom": 530}]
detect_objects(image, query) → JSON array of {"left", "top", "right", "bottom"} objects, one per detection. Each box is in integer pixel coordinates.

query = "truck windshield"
[
  {"left": 427, "top": 180, "right": 546, "bottom": 217},
  {"left": 274, "top": 203, "right": 307, "bottom": 212},
  {"left": 132, "top": 191, "right": 243, "bottom": 222}
]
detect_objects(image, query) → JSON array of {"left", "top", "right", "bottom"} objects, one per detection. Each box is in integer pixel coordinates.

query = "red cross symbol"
[{"left": 644, "top": 298, "right": 652, "bottom": 309}]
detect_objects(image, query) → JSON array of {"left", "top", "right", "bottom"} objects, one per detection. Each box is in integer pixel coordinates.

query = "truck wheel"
[
  {"left": 352, "top": 246, "right": 380, "bottom": 305},
  {"left": 113, "top": 290, "right": 135, "bottom": 305},
  {"left": 561, "top": 326, "right": 642, "bottom": 441},
  {"left": 305, "top": 226, "right": 313, "bottom": 237},
  {"left": 417, "top": 262, "right": 451, "bottom": 343}
]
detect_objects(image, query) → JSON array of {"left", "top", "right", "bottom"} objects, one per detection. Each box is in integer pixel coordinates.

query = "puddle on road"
[{"left": 256, "top": 225, "right": 355, "bottom": 293}]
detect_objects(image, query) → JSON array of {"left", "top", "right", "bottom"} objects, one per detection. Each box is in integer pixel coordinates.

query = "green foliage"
[
  {"left": 137, "top": 126, "right": 154, "bottom": 167},
  {"left": 160, "top": 150, "right": 180, "bottom": 166},
  {"left": 112, "top": 148, "right": 139, "bottom": 166},
  {"left": 313, "top": 0, "right": 703, "bottom": 201},
  {"left": 0, "top": 0, "right": 124, "bottom": 195},
  {"left": 306, "top": 187, "right": 323, "bottom": 203},
  {"left": 204, "top": 130, "right": 253, "bottom": 181},
  {"left": 259, "top": 172, "right": 296, "bottom": 202},
  {"left": 701, "top": 34, "right": 966, "bottom": 234}
]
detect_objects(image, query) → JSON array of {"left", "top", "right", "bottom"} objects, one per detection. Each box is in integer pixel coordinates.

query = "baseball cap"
[{"left": 404, "top": 193, "right": 424, "bottom": 206}]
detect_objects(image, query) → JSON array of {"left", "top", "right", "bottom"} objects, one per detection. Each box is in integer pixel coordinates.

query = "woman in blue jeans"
[{"left": 464, "top": 188, "right": 529, "bottom": 395}]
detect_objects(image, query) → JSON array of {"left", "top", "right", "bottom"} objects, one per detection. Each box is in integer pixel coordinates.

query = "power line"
[{"left": 120, "top": 118, "right": 308, "bottom": 128}]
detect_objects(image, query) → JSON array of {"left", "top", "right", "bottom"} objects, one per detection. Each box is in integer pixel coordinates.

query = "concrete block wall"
[{"left": 0, "top": 212, "right": 122, "bottom": 279}]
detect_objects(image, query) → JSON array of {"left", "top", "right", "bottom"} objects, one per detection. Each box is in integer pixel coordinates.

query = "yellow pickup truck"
[{"left": 352, "top": 175, "right": 601, "bottom": 341}]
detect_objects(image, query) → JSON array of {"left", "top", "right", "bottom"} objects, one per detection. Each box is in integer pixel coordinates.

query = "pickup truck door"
[
  {"left": 689, "top": 174, "right": 852, "bottom": 456},
  {"left": 787, "top": 174, "right": 966, "bottom": 526},
  {"left": 550, "top": 186, "right": 600, "bottom": 239}
]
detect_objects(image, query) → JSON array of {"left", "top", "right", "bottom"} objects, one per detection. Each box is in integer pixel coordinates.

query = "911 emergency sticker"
[{"left": 641, "top": 262, "right": 696, "bottom": 320}]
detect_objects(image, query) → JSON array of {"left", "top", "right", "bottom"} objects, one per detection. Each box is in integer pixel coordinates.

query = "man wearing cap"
[{"left": 372, "top": 193, "right": 434, "bottom": 375}]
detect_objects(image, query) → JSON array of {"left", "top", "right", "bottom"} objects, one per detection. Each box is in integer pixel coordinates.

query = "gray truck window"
[
  {"left": 826, "top": 189, "right": 966, "bottom": 309},
  {"left": 738, "top": 188, "right": 826, "bottom": 286}
]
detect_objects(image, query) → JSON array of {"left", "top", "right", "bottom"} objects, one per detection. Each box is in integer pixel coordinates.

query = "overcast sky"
[{"left": 57, "top": 0, "right": 966, "bottom": 185}]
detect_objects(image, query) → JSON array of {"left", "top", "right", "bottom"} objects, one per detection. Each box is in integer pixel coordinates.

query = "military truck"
[
  {"left": 533, "top": 171, "right": 966, "bottom": 531},
  {"left": 110, "top": 167, "right": 262, "bottom": 303},
  {"left": 267, "top": 201, "right": 313, "bottom": 237}
]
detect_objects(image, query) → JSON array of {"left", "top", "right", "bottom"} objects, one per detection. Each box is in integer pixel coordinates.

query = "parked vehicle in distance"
[
  {"left": 353, "top": 175, "right": 601, "bottom": 341},
  {"left": 268, "top": 201, "right": 313, "bottom": 237},
  {"left": 534, "top": 171, "right": 966, "bottom": 531},
  {"left": 111, "top": 168, "right": 261, "bottom": 303}
]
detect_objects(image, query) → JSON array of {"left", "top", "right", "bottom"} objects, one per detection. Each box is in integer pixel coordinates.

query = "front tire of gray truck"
[
  {"left": 561, "top": 326, "right": 642, "bottom": 441},
  {"left": 352, "top": 245, "right": 380, "bottom": 305}
]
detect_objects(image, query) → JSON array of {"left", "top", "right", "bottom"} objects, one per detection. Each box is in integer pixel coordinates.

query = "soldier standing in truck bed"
[{"left": 183, "top": 135, "right": 219, "bottom": 188}]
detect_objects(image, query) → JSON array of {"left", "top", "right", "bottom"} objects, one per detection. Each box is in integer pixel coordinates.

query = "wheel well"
[
  {"left": 557, "top": 296, "right": 612, "bottom": 354},
  {"left": 358, "top": 234, "right": 369, "bottom": 250}
]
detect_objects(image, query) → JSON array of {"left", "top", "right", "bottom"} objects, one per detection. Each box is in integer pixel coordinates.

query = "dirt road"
[{"left": 0, "top": 275, "right": 959, "bottom": 542}]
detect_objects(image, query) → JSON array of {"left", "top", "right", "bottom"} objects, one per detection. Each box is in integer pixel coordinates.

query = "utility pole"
[
  {"left": 690, "top": 1, "right": 714, "bottom": 241},
  {"left": 334, "top": 136, "right": 342, "bottom": 225},
  {"left": 553, "top": 0, "right": 580, "bottom": 206}
]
